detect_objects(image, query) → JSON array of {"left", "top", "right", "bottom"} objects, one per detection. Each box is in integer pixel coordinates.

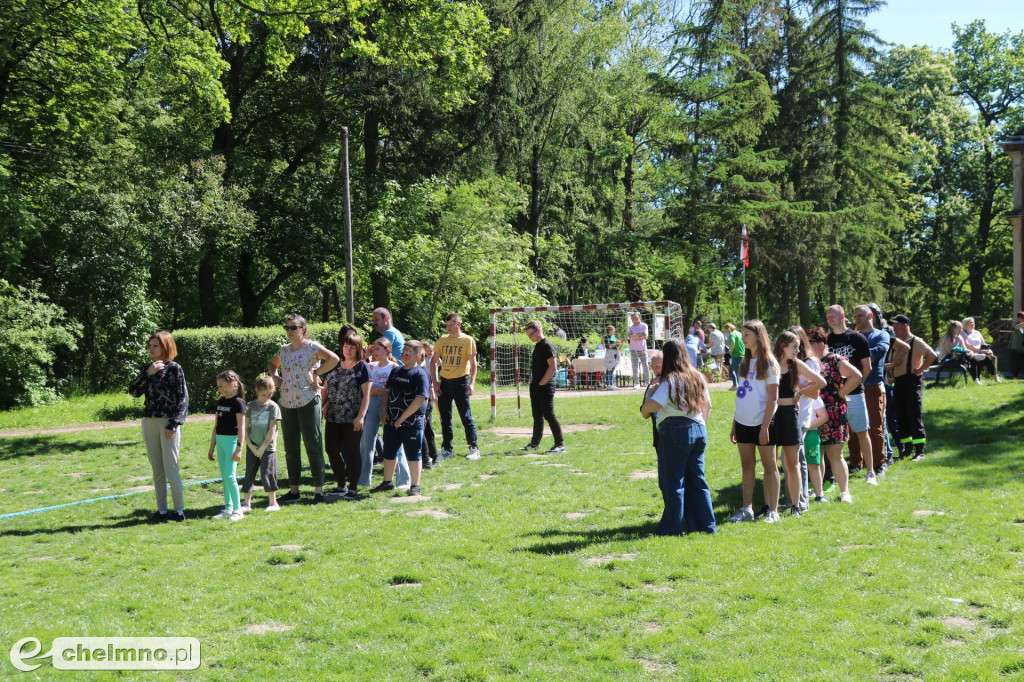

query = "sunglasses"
[{"left": 283, "top": 325, "right": 303, "bottom": 331}]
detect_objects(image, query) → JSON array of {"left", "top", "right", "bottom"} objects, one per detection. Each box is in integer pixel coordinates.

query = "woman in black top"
[{"left": 128, "top": 330, "right": 190, "bottom": 522}]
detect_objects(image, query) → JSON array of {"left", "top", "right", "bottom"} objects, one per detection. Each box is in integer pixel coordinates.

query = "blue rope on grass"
[{"left": 0, "top": 463, "right": 331, "bottom": 520}]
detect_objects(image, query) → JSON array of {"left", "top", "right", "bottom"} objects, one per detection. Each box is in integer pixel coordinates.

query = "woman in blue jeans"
[
  {"left": 640, "top": 339, "right": 715, "bottom": 535},
  {"left": 359, "top": 338, "right": 410, "bottom": 488}
]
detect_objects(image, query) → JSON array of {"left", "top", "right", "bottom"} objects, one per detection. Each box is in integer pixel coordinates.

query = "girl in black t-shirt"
[{"left": 208, "top": 370, "right": 247, "bottom": 520}]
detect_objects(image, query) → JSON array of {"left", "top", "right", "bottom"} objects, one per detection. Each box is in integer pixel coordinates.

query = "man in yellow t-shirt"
[{"left": 431, "top": 313, "right": 481, "bottom": 461}]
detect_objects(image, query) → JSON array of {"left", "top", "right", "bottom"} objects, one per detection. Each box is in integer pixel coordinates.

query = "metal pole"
[{"left": 342, "top": 126, "right": 355, "bottom": 324}]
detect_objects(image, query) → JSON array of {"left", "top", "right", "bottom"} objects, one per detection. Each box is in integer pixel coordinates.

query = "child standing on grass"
[
  {"left": 602, "top": 325, "right": 620, "bottom": 389},
  {"left": 372, "top": 341, "right": 430, "bottom": 497},
  {"left": 644, "top": 351, "right": 664, "bottom": 448},
  {"left": 208, "top": 370, "right": 246, "bottom": 520},
  {"left": 241, "top": 374, "right": 281, "bottom": 512},
  {"left": 420, "top": 342, "right": 439, "bottom": 468},
  {"left": 805, "top": 396, "right": 829, "bottom": 503}
]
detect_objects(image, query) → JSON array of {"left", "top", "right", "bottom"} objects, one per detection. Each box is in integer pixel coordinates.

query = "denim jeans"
[
  {"left": 359, "top": 394, "right": 410, "bottom": 487},
  {"left": 438, "top": 376, "right": 477, "bottom": 450},
  {"left": 383, "top": 422, "right": 424, "bottom": 462},
  {"left": 729, "top": 356, "right": 743, "bottom": 388},
  {"left": 655, "top": 417, "right": 716, "bottom": 534}
]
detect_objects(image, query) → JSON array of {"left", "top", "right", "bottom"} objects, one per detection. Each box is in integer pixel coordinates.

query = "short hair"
[
  {"left": 149, "top": 330, "right": 178, "bottom": 362},
  {"left": 605, "top": 324, "right": 615, "bottom": 331},
  {"left": 343, "top": 332, "right": 364, "bottom": 359},
  {"left": 444, "top": 312, "right": 462, "bottom": 324},
  {"left": 961, "top": 316, "right": 975, "bottom": 327},
  {"left": 806, "top": 327, "right": 828, "bottom": 344},
  {"left": 630, "top": 312, "right": 640, "bottom": 319},
  {"left": 373, "top": 307, "right": 392, "bottom": 322},
  {"left": 254, "top": 374, "right": 276, "bottom": 393},
  {"left": 405, "top": 339, "right": 424, "bottom": 357},
  {"left": 524, "top": 320, "right": 542, "bottom": 332},
  {"left": 579, "top": 336, "right": 588, "bottom": 344},
  {"left": 723, "top": 323, "right": 735, "bottom": 332},
  {"left": 708, "top": 322, "right": 716, "bottom": 330},
  {"left": 285, "top": 314, "right": 307, "bottom": 338}
]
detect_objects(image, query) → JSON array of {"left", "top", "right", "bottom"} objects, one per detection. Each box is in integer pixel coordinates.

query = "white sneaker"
[
  {"left": 266, "top": 504, "right": 281, "bottom": 512},
  {"left": 229, "top": 511, "right": 245, "bottom": 521},
  {"left": 865, "top": 472, "right": 878, "bottom": 486},
  {"left": 213, "top": 509, "right": 232, "bottom": 519},
  {"left": 466, "top": 446, "right": 481, "bottom": 461},
  {"left": 840, "top": 491, "right": 853, "bottom": 503},
  {"left": 240, "top": 505, "right": 252, "bottom": 512},
  {"left": 764, "top": 510, "right": 781, "bottom": 524}
]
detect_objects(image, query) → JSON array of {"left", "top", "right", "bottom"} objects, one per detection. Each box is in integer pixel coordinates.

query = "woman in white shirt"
[
  {"left": 641, "top": 339, "right": 715, "bottom": 535},
  {"left": 960, "top": 317, "right": 1001, "bottom": 384}
]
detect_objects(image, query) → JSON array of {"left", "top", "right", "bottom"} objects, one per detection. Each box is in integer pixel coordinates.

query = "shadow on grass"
[
  {"left": 518, "top": 522, "right": 658, "bottom": 555},
  {"left": 0, "top": 501, "right": 254, "bottom": 538},
  {"left": 923, "top": 402, "right": 1024, "bottom": 489},
  {"left": 0, "top": 435, "right": 121, "bottom": 461}
]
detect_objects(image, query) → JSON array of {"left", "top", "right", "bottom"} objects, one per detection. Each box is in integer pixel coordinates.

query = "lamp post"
[{"left": 1001, "top": 130, "right": 1024, "bottom": 315}]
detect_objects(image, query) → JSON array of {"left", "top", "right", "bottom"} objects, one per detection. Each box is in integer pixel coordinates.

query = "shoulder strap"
[{"left": 905, "top": 336, "right": 917, "bottom": 374}]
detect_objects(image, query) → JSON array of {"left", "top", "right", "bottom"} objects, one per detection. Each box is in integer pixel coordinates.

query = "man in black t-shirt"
[
  {"left": 520, "top": 321, "right": 565, "bottom": 454},
  {"left": 826, "top": 304, "right": 877, "bottom": 485}
]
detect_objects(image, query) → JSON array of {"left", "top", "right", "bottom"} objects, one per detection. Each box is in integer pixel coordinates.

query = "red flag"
[{"left": 740, "top": 225, "right": 749, "bottom": 267}]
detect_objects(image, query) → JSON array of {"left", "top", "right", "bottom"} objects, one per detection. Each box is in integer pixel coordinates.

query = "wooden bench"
[{"left": 926, "top": 360, "right": 969, "bottom": 388}]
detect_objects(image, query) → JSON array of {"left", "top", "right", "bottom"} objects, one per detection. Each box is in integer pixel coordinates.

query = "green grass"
[
  {"left": 0, "top": 392, "right": 143, "bottom": 431},
  {"left": 2, "top": 383, "right": 1024, "bottom": 679}
]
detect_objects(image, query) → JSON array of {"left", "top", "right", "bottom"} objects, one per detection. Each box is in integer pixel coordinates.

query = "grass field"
[{"left": 2, "top": 383, "right": 1024, "bottom": 679}]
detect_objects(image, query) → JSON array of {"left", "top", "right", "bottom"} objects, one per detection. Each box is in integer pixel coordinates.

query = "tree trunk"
[
  {"left": 364, "top": 108, "right": 390, "bottom": 311},
  {"left": 528, "top": 142, "right": 542, "bottom": 277},
  {"left": 198, "top": 248, "right": 220, "bottom": 326},
  {"left": 796, "top": 261, "right": 811, "bottom": 328}
]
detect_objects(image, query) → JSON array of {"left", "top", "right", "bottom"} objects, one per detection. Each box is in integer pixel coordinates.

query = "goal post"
[{"left": 488, "top": 301, "right": 684, "bottom": 419}]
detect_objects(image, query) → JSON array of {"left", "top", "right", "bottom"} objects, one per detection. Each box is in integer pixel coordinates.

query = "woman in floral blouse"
[
  {"left": 267, "top": 315, "right": 339, "bottom": 504},
  {"left": 321, "top": 330, "right": 372, "bottom": 500},
  {"left": 129, "top": 330, "right": 190, "bottom": 522}
]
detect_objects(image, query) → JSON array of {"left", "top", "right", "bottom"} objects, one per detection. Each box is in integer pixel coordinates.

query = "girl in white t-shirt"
[{"left": 728, "top": 320, "right": 781, "bottom": 523}]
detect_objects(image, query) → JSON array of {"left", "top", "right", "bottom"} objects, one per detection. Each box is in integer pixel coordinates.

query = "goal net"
[{"left": 488, "top": 301, "right": 684, "bottom": 418}]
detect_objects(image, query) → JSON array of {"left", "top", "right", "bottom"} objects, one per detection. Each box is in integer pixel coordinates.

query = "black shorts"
[
  {"left": 769, "top": 405, "right": 801, "bottom": 447},
  {"left": 734, "top": 421, "right": 773, "bottom": 445}
]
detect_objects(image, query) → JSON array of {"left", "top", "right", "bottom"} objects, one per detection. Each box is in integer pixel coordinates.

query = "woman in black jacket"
[{"left": 129, "top": 330, "right": 189, "bottom": 522}]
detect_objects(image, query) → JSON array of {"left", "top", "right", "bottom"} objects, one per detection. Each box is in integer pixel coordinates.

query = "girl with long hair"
[
  {"left": 641, "top": 339, "right": 715, "bottom": 534},
  {"left": 728, "top": 320, "right": 782, "bottom": 523},
  {"left": 772, "top": 331, "right": 825, "bottom": 517}
]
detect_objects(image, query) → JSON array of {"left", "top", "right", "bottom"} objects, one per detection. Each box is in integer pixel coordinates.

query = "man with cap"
[{"left": 885, "top": 314, "right": 936, "bottom": 461}]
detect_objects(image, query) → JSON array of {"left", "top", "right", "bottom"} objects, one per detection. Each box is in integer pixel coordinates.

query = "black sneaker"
[
  {"left": 408, "top": 485, "right": 422, "bottom": 496},
  {"left": 520, "top": 443, "right": 540, "bottom": 452},
  {"left": 168, "top": 511, "right": 185, "bottom": 522},
  {"left": 342, "top": 489, "right": 359, "bottom": 501},
  {"left": 422, "top": 459, "right": 433, "bottom": 471},
  {"left": 311, "top": 492, "right": 325, "bottom": 504},
  {"left": 279, "top": 490, "right": 302, "bottom": 503},
  {"left": 755, "top": 504, "right": 770, "bottom": 520},
  {"left": 370, "top": 480, "right": 396, "bottom": 493},
  {"left": 326, "top": 487, "right": 348, "bottom": 498},
  {"left": 545, "top": 445, "right": 566, "bottom": 454},
  {"left": 152, "top": 511, "right": 170, "bottom": 523}
]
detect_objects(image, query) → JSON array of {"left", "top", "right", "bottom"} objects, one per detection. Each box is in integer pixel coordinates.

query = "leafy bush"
[
  {"left": 0, "top": 280, "right": 82, "bottom": 408},
  {"left": 172, "top": 323, "right": 354, "bottom": 412}
]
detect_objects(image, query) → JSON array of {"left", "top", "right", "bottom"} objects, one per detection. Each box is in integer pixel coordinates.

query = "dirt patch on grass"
[
  {"left": 478, "top": 474, "right": 497, "bottom": 480},
  {"left": 28, "top": 556, "right": 59, "bottom": 561},
  {"left": 942, "top": 617, "right": 974, "bottom": 629},
  {"left": 20, "top": 490, "right": 45, "bottom": 495},
  {"left": 913, "top": 510, "right": 946, "bottom": 516},
  {"left": 245, "top": 623, "right": 294, "bottom": 634},
  {"left": 643, "top": 621, "right": 664, "bottom": 633},
  {"left": 389, "top": 495, "right": 431, "bottom": 504},
  {"left": 377, "top": 508, "right": 394, "bottom": 514},
  {"left": 628, "top": 471, "right": 657, "bottom": 481},
  {"left": 636, "top": 658, "right": 676, "bottom": 675},
  {"left": 584, "top": 553, "right": 638, "bottom": 566},
  {"left": 388, "top": 581, "right": 422, "bottom": 589},
  {"left": 484, "top": 424, "right": 612, "bottom": 437},
  {"left": 270, "top": 544, "right": 304, "bottom": 551},
  {"left": 90, "top": 488, "right": 112, "bottom": 493},
  {"left": 440, "top": 483, "right": 462, "bottom": 491},
  {"left": 571, "top": 470, "right": 594, "bottom": 476},
  {"left": 127, "top": 476, "right": 150, "bottom": 483},
  {"left": 520, "top": 454, "right": 548, "bottom": 459},
  {"left": 841, "top": 544, "right": 872, "bottom": 550},
  {"left": 128, "top": 485, "right": 153, "bottom": 492},
  {"left": 564, "top": 512, "right": 589, "bottom": 519},
  {"left": 407, "top": 509, "right": 455, "bottom": 519},
  {"left": 895, "top": 527, "right": 925, "bottom": 533},
  {"left": 533, "top": 462, "right": 569, "bottom": 467},
  {"left": 641, "top": 583, "right": 672, "bottom": 593},
  {"left": 60, "top": 472, "right": 87, "bottom": 478}
]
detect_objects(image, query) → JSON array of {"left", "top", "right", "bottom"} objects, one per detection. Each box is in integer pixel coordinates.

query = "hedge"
[{"left": 173, "top": 323, "right": 360, "bottom": 412}]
